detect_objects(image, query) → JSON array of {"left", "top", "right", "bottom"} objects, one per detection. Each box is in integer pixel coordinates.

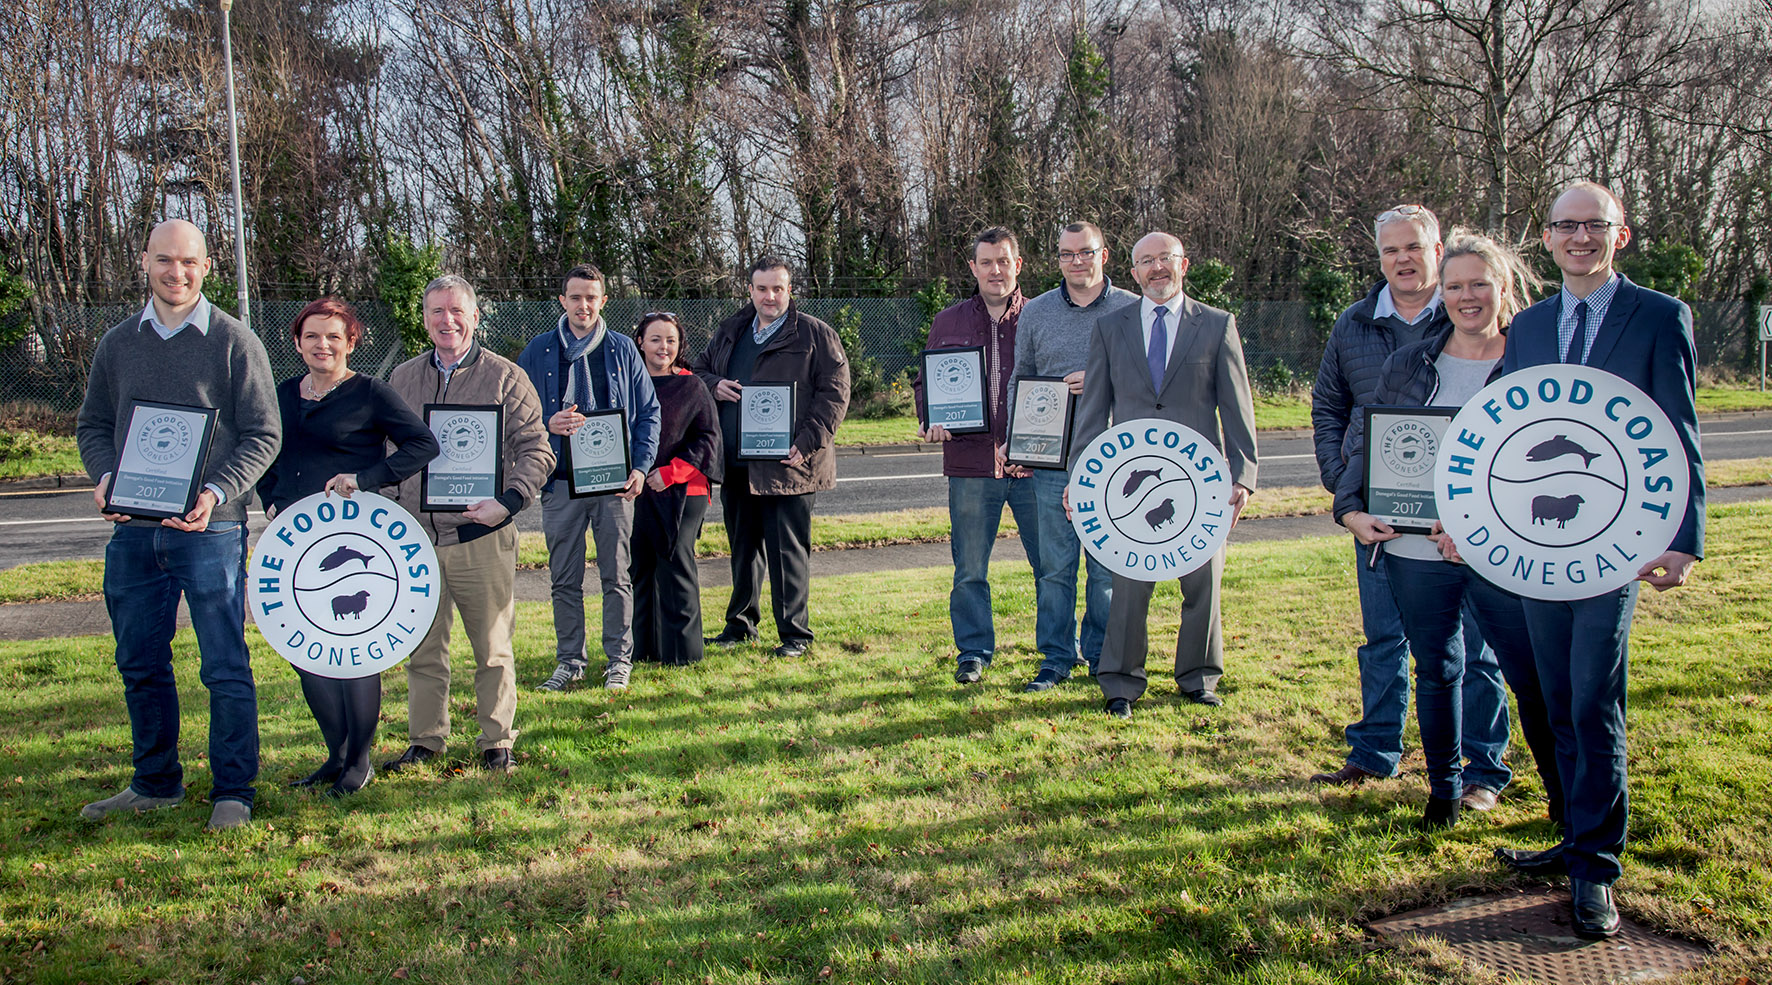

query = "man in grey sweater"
[
  {"left": 75, "top": 219, "right": 282, "bottom": 830},
  {"left": 1006, "top": 221, "right": 1138, "bottom": 692}
]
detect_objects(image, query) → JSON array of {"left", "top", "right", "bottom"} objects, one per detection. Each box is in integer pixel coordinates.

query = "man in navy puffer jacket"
[{"left": 1306, "top": 206, "right": 1512, "bottom": 810}]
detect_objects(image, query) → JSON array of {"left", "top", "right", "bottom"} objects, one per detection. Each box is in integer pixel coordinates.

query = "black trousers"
[
  {"left": 720, "top": 469, "right": 814, "bottom": 644},
  {"left": 632, "top": 487, "right": 709, "bottom": 665},
  {"left": 296, "top": 667, "right": 380, "bottom": 784}
]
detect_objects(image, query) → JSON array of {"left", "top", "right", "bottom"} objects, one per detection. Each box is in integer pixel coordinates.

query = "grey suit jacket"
[{"left": 1072, "top": 293, "right": 1258, "bottom": 490}]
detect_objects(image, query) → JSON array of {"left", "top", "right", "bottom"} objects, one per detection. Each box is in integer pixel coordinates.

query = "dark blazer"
[
  {"left": 1502, "top": 275, "right": 1705, "bottom": 558},
  {"left": 1072, "top": 293, "right": 1258, "bottom": 489}
]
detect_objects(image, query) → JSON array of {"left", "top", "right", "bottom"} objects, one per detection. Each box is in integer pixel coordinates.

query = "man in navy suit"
[{"left": 1496, "top": 182, "right": 1705, "bottom": 939}]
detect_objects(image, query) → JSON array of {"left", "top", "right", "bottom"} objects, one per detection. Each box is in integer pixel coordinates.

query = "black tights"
[{"left": 298, "top": 669, "right": 382, "bottom": 793}]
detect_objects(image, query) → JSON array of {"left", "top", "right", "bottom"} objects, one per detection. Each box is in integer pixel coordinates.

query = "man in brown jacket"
[
  {"left": 382, "top": 275, "right": 554, "bottom": 773},
  {"left": 691, "top": 256, "right": 850, "bottom": 658}
]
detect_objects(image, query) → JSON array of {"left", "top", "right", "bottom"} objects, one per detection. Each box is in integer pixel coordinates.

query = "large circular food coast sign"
[
  {"left": 249, "top": 491, "right": 441, "bottom": 678},
  {"left": 1434, "top": 365, "right": 1689, "bottom": 601},
  {"left": 1066, "top": 418, "right": 1235, "bottom": 582}
]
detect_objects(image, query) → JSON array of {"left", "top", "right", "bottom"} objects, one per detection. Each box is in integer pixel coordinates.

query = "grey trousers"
[
  {"left": 1095, "top": 550, "right": 1225, "bottom": 703},
  {"left": 541, "top": 484, "right": 634, "bottom": 671}
]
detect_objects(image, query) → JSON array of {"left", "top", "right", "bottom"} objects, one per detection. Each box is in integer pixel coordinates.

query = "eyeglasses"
[
  {"left": 1545, "top": 219, "right": 1620, "bottom": 235},
  {"left": 1133, "top": 252, "right": 1185, "bottom": 269},
  {"left": 1057, "top": 248, "right": 1101, "bottom": 264},
  {"left": 638, "top": 311, "right": 679, "bottom": 324},
  {"left": 1376, "top": 204, "right": 1430, "bottom": 223}
]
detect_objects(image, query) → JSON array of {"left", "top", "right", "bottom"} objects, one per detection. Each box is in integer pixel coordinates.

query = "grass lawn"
[
  {"left": 0, "top": 429, "right": 82, "bottom": 481},
  {"left": 1696, "top": 384, "right": 1772, "bottom": 414},
  {"left": 1, "top": 503, "right": 1768, "bottom": 983}
]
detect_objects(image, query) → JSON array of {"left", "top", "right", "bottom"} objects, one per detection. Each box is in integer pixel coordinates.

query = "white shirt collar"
[
  {"left": 138, "top": 295, "right": 213, "bottom": 340},
  {"left": 1374, "top": 285, "right": 1441, "bottom": 325}
]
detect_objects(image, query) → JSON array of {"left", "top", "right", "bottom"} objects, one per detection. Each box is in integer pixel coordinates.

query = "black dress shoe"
[
  {"left": 1495, "top": 844, "right": 1568, "bottom": 877},
  {"left": 1309, "top": 762, "right": 1381, "bottom": 785},
  {"left": 1571, "top": 879, "right": 1620, "bottom": 939},
  {"left": 953, "top": 658, "right": 984, "bottom": 684},
  {"left": 481, "top": 748, "right": 514, "bottom": 773},
  {"left": 289, "top": 763, "right": 343, "bottom": 788},
  {"left": 1420, "top": 795, "right": 1461, "bottom": 831},
  {"left": 326, "top": 765, "right": 373, "bottom": 797},
  {"left": 1183, "top": 689, "right": 1222, "bottom": 707},
  {"left": 1105, "top": 698, "right": 1133, "bottom": 719},
  {"left": 706, "top": 630, "right": 758, "bottom": 648},
  {"left": 773, "top": 640, "right": 811, "bottom": 659},
  {"left": 380, "top": 744, "right": 438, "bottom": 773},
  {"left": 1022, "top": 669, "right": 1063, "bottom": 692}
]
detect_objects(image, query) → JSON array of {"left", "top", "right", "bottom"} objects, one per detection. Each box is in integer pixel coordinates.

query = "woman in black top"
[
  {"left": 257, "top": 298, "right": 439, "bottom": 795},
  {"left": 630, "top": 312, "right": 722, "bottom": 664}
]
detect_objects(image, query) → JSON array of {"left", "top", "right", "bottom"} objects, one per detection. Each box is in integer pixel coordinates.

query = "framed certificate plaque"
[
  {"left": 103, "top": 399, "right": 219, "bottom": 520},
  {"left": 422, "top": 404, "right": 504, "bottom": 512},
  {"left": 565, "top": 409, "right": 632, "bottom": 497},
  {"left": 1004, "top": 377, "right": 1076, "bottom": 469},
  {"left": 738, "top": 383, "right": 797, "bottom": 459},
  {"left": 1363, "top": 404, "right": 1458, "bottom": 534},
  {"left": 920, "top": 346, "right": 988, "bottom": 435}
]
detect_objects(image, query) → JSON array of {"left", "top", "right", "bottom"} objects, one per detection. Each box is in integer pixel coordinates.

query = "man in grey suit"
[{"left": 1071, "top": 231, "right": 1258, "bottom": 718}]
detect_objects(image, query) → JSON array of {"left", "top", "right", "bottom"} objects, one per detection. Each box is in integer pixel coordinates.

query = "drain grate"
[{"left": 1369, "top": 887, "right": 1710, "bottom": 984}]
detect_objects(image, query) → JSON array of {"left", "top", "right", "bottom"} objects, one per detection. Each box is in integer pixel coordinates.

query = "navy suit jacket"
[{"left": 1501, "top": 275, "right": 1705, "bottom": 559}]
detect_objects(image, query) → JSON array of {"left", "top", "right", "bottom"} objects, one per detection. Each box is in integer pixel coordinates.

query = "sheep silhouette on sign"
[
  {"left": 1144, "top": 497, "right": 1176, "bottom": 530},
  {"left": 331, "top": 590, "right": 373, "bottom": 620},
  {"left": 1531, "top": 494, "right": 1585, "bottom": 528},
  {"left": 1526, "top": 435, "right": 1601, "bottom": 467}
]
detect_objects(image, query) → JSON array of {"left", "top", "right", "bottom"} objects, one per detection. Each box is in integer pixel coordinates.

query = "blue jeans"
[
  {"left": 1347, "top": 540, "right": 1510, "bottom": 788},
  {"left": 1031, "top": 468, "right": 1112, "bottom": 677},
  {"left": 104, "top": 521, "right": 259, "bottom": 806},
  {"left": 1385, "top": 555, "right": 1537, "bottom": 801},
  {"left": 948, "top": 475, "right": 1041, "bottom": 666}
]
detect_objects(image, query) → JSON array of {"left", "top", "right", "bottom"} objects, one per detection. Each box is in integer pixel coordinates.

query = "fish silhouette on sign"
[
  {"left": 1526, "top": 435, "right": 1601, "bottom": 467},
  {"left": 1121, "top": 468, "right": 1163, "bottom": 497},
  {"left": 318, "top": 545, "right": 375, "bottom": 571}
]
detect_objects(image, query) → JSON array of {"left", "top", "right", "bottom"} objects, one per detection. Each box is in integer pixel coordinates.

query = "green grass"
[
  {"left": 2, "top": 505, "right": 1769, "bottom": 982},
  {"left": 1697, "top": 384, "right": 1772, "bottom": 414},
  {"left": 0, "top": 429, "right": 82, "bottom": 481},
  {"left": 0, "top": 559, "right": 105, "bottom": 603}
]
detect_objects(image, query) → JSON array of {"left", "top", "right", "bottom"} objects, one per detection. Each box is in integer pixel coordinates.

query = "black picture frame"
[
  {"left": 422, "top": 403, "right": 505, "bottom": 513},
  {"left": 565, "top": 409, "right": 633, "bottom": 498},
  {"left": 103, "top": 399, "right": 220, "bottom": 520},
  {"left": 737, "top": 382, "right": 799, "bottom": 460},
  {"left": 1004, "top": 376, "right": 1077, "bottom": 470},
  {"left": 919, "top": 346, "right": 989, "bottom": 436},
  {"left": 1362, "top": 404, "right": 1458, "bottom": 534}
]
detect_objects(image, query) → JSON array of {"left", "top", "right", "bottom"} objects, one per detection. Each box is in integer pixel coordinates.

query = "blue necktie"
[
  {"left": 1565, "top": 300, "right": 1589, "bottom": 365},
  {"left": 1148, "top": 305, "right": 1169, "bottom": 392}
]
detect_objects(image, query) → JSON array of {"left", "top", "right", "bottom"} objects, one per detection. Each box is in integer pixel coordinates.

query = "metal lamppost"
[{"left": 219, "top": 0, "right": 250, "bottom": 329}]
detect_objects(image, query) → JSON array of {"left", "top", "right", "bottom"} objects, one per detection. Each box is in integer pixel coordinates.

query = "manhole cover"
[{"left": 1369, "top": 887, "right": 1709, "bottom": 984}]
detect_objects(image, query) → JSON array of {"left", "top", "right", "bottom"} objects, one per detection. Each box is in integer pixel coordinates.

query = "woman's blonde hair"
[{"left": 1439, "top": 228, "right": 1544, "bottom": 326}]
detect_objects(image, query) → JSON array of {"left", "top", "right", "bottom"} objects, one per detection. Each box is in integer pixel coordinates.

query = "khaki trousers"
[{"left": 404, "top": 524, "right": 519, "bottom": 752}]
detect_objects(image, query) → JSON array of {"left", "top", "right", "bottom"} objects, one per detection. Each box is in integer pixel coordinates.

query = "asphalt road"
[{"left": 3, "top": 414, "right": 1768, "bottom": 567}]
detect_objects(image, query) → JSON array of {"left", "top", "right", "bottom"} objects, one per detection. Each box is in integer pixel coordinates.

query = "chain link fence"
[{"left": 3, "top": 294, "right": 1761, "bottom": 420}]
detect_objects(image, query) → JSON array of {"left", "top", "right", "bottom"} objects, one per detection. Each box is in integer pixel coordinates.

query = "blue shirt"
[
  {"left": 138, "top": 296, "right": 214, "bottom": 339},
  {"left": 1557, "top": 274, "right": 1621, "bottom": 365},
  {"left": 1373, "top": 285, "right": 1441, "bottom": 325}
]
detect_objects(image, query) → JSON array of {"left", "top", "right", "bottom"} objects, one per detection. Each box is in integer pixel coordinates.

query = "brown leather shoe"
[
  {"left": 1460, "top": 785, "right": 1500, "bottom": 811},
  {"left": 1309, "top": 763, "right": 1381, "bottom": 785}
]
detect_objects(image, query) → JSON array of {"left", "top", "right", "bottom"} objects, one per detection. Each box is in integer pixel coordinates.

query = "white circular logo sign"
[
  {"left": 1066, "top": 418, "right": 1234, "bottom": 582},
  {"left": 137, "top": 414, "right": 193, "bottom": 465},
  {"left": 1021, "top": 386, "right": 1061, "bottom": 427},
  {"left": 575, "top": 418, "right": 620, "bottom": 456},
  {"left": 438, "top": 414, "right": 489, "bottom": 464},
  {"left": 1435, "top": 366, "right": 1689, "bottom": 601},
  {"left": 249, "top": 492, "right": 441, "bottom": 678}
]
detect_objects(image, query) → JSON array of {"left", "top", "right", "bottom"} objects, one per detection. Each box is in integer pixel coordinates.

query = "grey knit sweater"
[
  {"left": 76, "top": 306, "right": 281, "bottom": 524},
  {"left": 1009, "top": 279, "right": 1139, "bottom": 392}
]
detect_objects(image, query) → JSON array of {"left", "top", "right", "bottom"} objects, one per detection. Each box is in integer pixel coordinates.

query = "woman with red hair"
[{"left": 257, "top": 298, "right": 439, "bottom": 795}]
